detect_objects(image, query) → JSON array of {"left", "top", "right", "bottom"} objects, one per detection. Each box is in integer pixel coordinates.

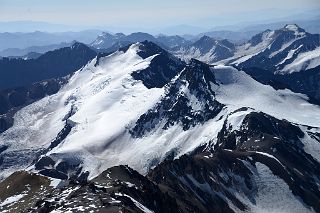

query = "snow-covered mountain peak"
[
  {"left": 133, "top": 40, "right": 167, "bottom": 59},
  {"left": 90, "top": 32, "right": 126, "bottom": 49},
  {"left": 175, "top": 36, "right": 235, "bottom": 64},
  {"left": 129, "top": 41, "right": 185, "bottom": 88},
  {"left": 283, "top": 24, "right": 305, "bottom": 35},
  {"left": 183, "top": 59, "right": 217, "bottom": 87},
  {"left": 0, "top": 41, "right": 170, "bottom": 179}
]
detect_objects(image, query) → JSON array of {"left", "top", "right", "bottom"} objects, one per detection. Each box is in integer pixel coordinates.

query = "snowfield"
[
  {"left": 250, "top": 162, "right": 312, "bottom": 213},
  {"left": 212, "top": 65, "right": 320, "bottom": 127},
  {"left": 280, "top": 47, "right": 320, "bottom": 73}
]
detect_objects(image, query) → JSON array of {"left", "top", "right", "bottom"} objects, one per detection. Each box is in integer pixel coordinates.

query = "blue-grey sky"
[{"left": 0, "top": 0, "right": 319, "bottom": 32}]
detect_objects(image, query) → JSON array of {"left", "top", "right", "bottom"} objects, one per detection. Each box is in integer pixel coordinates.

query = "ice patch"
[
  {"left": 0, "top": 193, "right": 27, "bottom": 207},
  {"left": 250, "top": 162, "right": 312, "bottom": 213}
]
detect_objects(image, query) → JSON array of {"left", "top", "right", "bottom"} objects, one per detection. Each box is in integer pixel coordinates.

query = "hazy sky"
[{"left": 0, "top": 0, "right": 319, "bottom": 31}]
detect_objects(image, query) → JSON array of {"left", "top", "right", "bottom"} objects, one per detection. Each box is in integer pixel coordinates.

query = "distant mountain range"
[
  {"left": 0, "top": 41, "right": 74, "bottom": 57},
  {"left": 0, "top": 30, "right": 102, "bottom": 51},
  {"left": 177, "top": 24, "right": 320, "bottom": 69},
  {"left": 90, "top": 32, "right": 191, "bottom": 51},
  {"left": 1, "top": 16, "right": 319, "bottom": 55}
]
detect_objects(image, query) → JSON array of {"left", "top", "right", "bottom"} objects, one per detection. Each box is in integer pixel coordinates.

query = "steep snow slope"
[
  {"left": 212, "top": 65, "right": 320, "bottom": 127},
  {"left": 0, "top": 43, "right": 166, "bottom": 179}
]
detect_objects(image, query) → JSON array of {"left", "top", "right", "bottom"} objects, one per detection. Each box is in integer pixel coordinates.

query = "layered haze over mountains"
[{"left": 0, "top": 0, "right": 320, "bottom": 212}]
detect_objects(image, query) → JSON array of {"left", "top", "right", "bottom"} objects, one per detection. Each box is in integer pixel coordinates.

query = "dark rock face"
[
  {"left": 48, "top": 123, "right": 72, "bottom": 150},
  {"left": 131, "top": 53, "right": 184, "bottom": 88},
  {"left": 136, "top": 40, "right": 169, "bottom": 59},
  {"left": 148, "top": 151, "right": 250, "bottom": 213},
  {"left": 149, "top": 146, "right": 318, "bottom": 212},
  {"left": 131, "top": 41, "right": 185, "bottom": 88},
  {"left": 280, "top": 65, "right": 320, "bottom": 102},
  {"left": 217, "top": 111, "right": 305, "bottom": 150},
  {"left": 0, "top": 171, "right": 53, "bottom": 212},
  {"left": 93, "top": 166, "right": 179, "bottom": 213},
  {"left": 0, "top": 42, "right": 97, "bottom": 90},
  {"left": 131, "top": 59, "right": 223, "bottom": 137}
]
